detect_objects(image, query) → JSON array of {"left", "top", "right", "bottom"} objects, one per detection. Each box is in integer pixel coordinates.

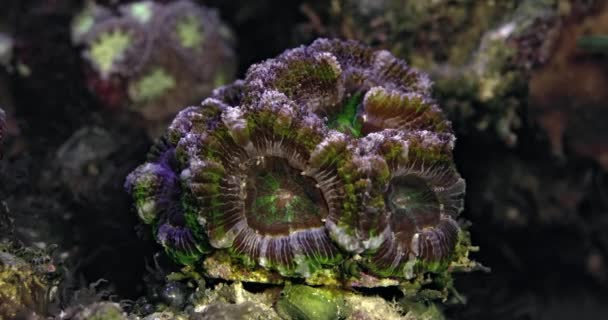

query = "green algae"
[{"left": 276, "top": 285, "right": 345, "bottom": 320}]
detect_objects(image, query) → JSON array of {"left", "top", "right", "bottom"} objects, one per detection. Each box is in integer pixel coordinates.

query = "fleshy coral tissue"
[{"left": 126, "top": 38, "right": 472, "bottom": 291}]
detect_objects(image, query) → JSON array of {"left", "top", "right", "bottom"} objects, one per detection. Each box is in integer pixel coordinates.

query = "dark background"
[{"left": 1, "top": 1, "right": 607, "bottom": 319}]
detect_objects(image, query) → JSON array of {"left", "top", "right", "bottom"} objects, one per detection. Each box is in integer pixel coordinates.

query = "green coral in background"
[
  {"left": 129, "top": 68, "right": 176, "bottom": 103},
  {"left": 176, "top": 14, "right": 204, "bottom": 49},
  {"left": 88, "top": 30, "right": 132, "bottom": 78},
  {"left": 127, "top": 1, "right": 154, "bottom": 24},
  {"left": 72, "top": 0, "right": 236, "bottom": 137}
]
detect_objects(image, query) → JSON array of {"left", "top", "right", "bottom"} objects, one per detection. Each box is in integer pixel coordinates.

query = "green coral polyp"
[
  {"left": 127, "top": 39, "right": 468, "bottom": 288},
  {"left": 245, "top": 158, "right": 327, "bottom": 233},
  {"left": 129, "top": 2, "right": 154, "bottom": 24},
  {"left": 252, "top": 193, "right": 300, "bottom": 223},
  {"left": 176, "top": 14, "right": 203, "bottom": 49},
  {"left": 89, "top": 30, "right": 132, "bottom": 77},
  {"left": 130, "top": 68, "right": 176, "bottom": 102},
  {"left": 388, "top": 176, "right": 439, "bottom": 214}
]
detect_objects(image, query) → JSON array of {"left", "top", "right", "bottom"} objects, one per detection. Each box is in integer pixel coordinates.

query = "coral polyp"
[
  {"left": 174, "top": 91, "right": 345, "bottom": 277},
  {"left": 358, "top": 130, "right": 465, "bottom": 277},
  {"left": 127, "top": 39, "right": 467, "bottom": 285}
]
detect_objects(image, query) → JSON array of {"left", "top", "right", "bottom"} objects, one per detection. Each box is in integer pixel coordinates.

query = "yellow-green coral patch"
[
  {"left": 129, "top": 2, "right": 154, "bottom": 24},
  {"left": 176, "top": 14, "right": 204, "bottom": 49},
  {"left": 129, "top": 68, "right": 176, "bottom": 102},
  {"left": 89, "top": 30, "right": 132, "bottom": 76}
]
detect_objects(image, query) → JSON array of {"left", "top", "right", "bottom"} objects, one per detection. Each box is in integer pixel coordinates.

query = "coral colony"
[
  {"left": 72, "top": 0, "right": 235, "bottom": 131},
  {"left": 126, "top": 39, "right": 470, "bottom": 290}
]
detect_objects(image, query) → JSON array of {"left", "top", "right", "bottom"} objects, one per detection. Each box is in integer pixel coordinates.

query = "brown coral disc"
[
  {"left": 355, "top": 130, "right": 465, "bottom": 276},
  {"left": 177, "top": 93, "right": 344, "bottom": 276},
  {"left": 383, "top": 174, "right": 458, "bottom": 262},
  {"left": 386, "top": 175, "right": 442, "bottom": 225},
  {"left": 220, "top": 155, "right": 338, "bottom": 274},
  {"left": 390, "top": 138, "right": 463, "bottom": 212},
  {"left": 243, "top": 157, "right": 329, "bottom": 235},
  {"left": 359, "top": 87, "right": 452, "bottom": 135},
  {"left": 414, "top": 218, "right": 460, "bottom": 261}
]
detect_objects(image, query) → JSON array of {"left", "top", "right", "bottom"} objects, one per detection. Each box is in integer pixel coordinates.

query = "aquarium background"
[{"left": 1, "top": 1, "right": 607, "bottom": 319}]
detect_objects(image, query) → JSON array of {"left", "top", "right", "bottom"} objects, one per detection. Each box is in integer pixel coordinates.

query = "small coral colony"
[{"left": 125, "top": 35, "right": 472, "bottom": 287}]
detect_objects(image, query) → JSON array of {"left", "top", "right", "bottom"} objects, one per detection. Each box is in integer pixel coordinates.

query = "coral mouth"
[
  {"left": 244, "top": 156, "right": 328, "bottom": 235},
  {"left": 387, "top": 175, "right": 441, "bottom": 226}
]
